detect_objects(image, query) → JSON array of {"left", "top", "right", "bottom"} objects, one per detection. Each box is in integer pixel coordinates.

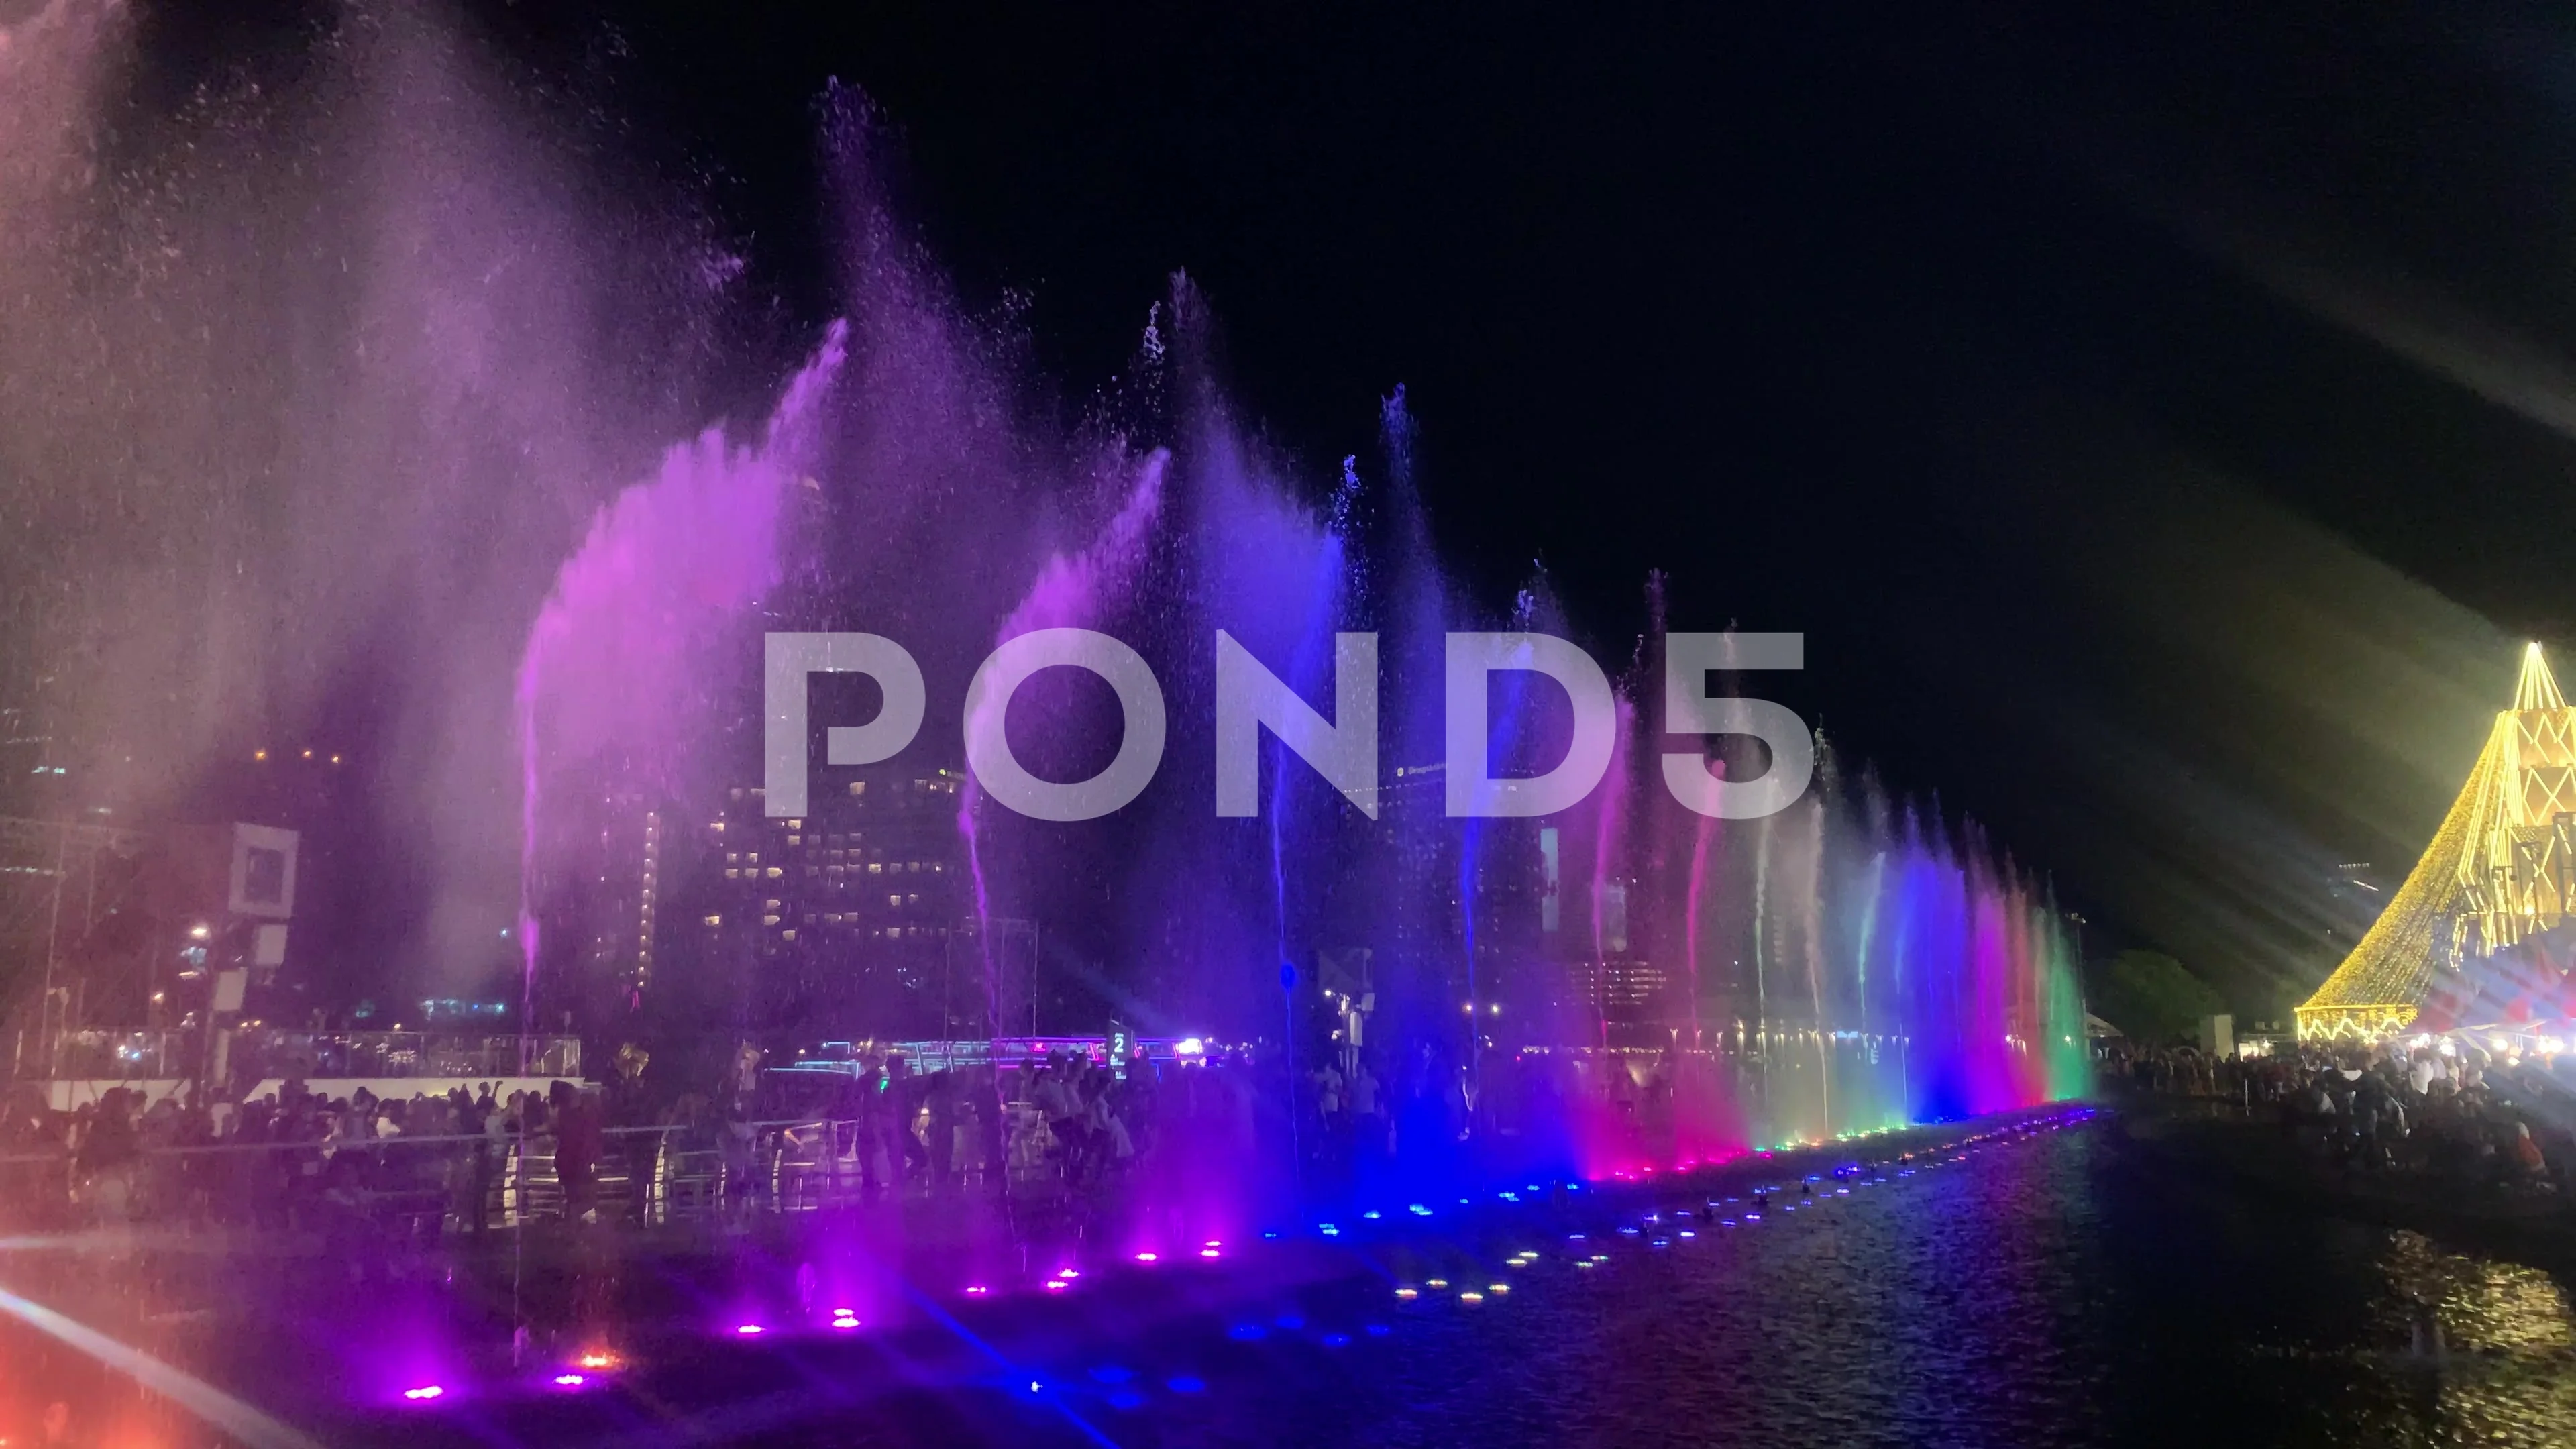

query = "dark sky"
[{"left": 142, "top": 0, "right": 2576, "bottom": 1014}]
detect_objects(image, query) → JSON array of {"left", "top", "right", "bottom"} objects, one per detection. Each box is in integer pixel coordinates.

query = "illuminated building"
[
  {"left": 705, "top": 765, "right": 970, "bottom": 1037},
  {"left": 2298, "top": 644, "right": 2576, "bottom": 1041},
  {"left": 578, "top": 795, "right": 659, "bottom": 998},
  {"left": 1575, "top": 955, "right": 1670, "bottom": 1024}
]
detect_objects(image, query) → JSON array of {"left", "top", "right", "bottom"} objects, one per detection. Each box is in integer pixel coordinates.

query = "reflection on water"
[
  {"left": 2375, "top": 1232, "right": 2576, "bottom": 1445},
  {"left": 1197, "top": 1125, "right": 2576, "bottom": 1449},
  {"left": 18, "top": 1120, "right": 2576, "bottom": 1446}
]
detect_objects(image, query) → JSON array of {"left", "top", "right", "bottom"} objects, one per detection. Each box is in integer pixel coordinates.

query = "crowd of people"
[
  {"left": 0, "top": 1077, "right": 651, "bottom": 1238},
  {"left": 0, "top": 1044, "right": 1291, "bottom": 1242},
  {"left": 6, "top": 1034, "right": 1947, "bottom": 1242},
  {"left": 2104, "top": 1036, "right": 2576, "bottom": 1195}
]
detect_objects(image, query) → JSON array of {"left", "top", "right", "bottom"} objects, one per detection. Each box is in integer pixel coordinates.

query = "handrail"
[{"left": 0, "top": 1118, "right": 871, "bottom": 1165}]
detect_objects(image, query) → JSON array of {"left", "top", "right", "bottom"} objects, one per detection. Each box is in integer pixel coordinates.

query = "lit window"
[
  {"left": 781, "top": 929, "right": 796, "bottom": 941},
  {"left": 765, "top": 899, "right": 782, "bottom": 909},
  {"left": 788, "top": 835, "right": 801, "bottom": 846},
  {"left": 767, "top": 867, "right": 783, "bottom": 879},
  {"left": 725, "top": 869, "right": 740, "bottom": 879},
  {"left": 764, "top": 914, "right": 782, "bottom": 926},
  {"left": 888, "top": 895, "right": 902, "bottom": 909},
  {"left": 727, "top": 853, "right": 739, "bottom": 863},
  {"left": 869, "top": 863, "right": 883, "bottom": 875},
  {"left": 703, "top": 914, "right": 722, "bottom": 927},
  {"left": 730, "top": 788, "right": 744, "bottom": 800},
  {"left": 848, "top": 781, "right": 865, "bottom": 796},
  {"left": 907, "top": 894, "right": 920, "bottom": 906}
]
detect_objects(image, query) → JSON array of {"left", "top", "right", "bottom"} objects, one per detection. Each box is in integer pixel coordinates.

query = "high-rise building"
[
  {"left": 699, "top": 765, "right": 972, "bottom": 1039},
  {"left": 578, "top": 795, "right": 661, "bottom": 1002}
]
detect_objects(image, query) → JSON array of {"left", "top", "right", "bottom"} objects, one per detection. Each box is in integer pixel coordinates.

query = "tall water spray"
[{"left": 513, "top": 324, "right": 847, "bottom": 1046}]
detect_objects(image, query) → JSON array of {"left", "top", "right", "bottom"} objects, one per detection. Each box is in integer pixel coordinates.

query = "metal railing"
[
  {"left": 0, "top": 1112, "right": 1042, "bottom": 1238},
  {"left": 42, "top": 1029, "right": 583, "bottom": 1083}
]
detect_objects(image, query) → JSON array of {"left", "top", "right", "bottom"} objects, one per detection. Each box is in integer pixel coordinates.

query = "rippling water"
[
  {"left": 18, "top": 1116, "right": 2576, "bottom": 1446},
  {"left": 1122, "top": 1122, "right": 2576, "bottom": 1448}
]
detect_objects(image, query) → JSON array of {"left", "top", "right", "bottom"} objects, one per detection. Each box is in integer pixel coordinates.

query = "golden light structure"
[{"left": 2298, "top": 644, "right": 2576, "bottom": 1042}]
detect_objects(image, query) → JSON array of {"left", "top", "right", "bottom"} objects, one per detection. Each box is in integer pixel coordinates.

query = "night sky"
[{"left": 113, "top": 0, "right": 2576, "bottom": 1017}]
